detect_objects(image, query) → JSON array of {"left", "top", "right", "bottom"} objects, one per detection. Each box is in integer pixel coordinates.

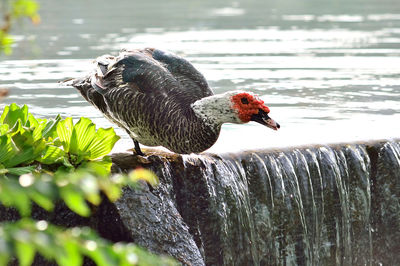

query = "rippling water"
[{"left": 1, "top": 0, "right": 399, "bottom": 153}]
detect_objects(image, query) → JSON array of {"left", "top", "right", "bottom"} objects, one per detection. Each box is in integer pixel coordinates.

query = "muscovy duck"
[{"left": 69, "top": 48, "right": 280, "bottom": 155}]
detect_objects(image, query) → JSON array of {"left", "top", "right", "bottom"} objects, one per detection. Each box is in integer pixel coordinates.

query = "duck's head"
[
  {"left": 192, "top": 90, "right": 280, "bottom": 131},
  {"left": 229, "top": 91, "right": 280, "bottom": 130}
]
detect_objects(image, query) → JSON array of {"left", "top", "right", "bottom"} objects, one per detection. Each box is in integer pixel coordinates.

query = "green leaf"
[
  {"left": 32, "top": 231, "right": 57, "bottom": 259},
  {"left": 14, "top": 192, "right": 31, "bottom": 217},
  {"left": 56, "top": 239, "right": 82, "bottom": 266},
  {"left": 57, "top": 117, "right": 73, "bottom": 152},
  {"left": 0, "top": 219, "right": 178, "bottom": 266},
  {"left": 30, "top": 190, "right": 54, "bottom": 211},
  {"left": 0, "top": 135, "right": 16, "bottom": 164},
  {"left": 79, "top": 158, "right": 112, "bottom": 177},
  {"left": 27, "top": 113, "right": 39, "bottom": 128},
  {"left": 3, "top": 131, "right": 45, "bottom": 167},
  {"left": 32, "top": 120, "right": 45, "bottom": 141},
  {"left": 7, "top": 166, "right": 36, "bottom": 176},
  {"left": 0, "top": 183, "right": 31, "bottom": 216},
  {"left": 70, "top": 117, "right": 96, "bottom": 155},
  {"left": 5, "top": 146, "right": 35, "bottom": 167},
  {"left": 55, "top": 116, "right": 120, "bottom": 164},
  {"left": 10, "top": 124, "right": 32, "bottom": 148},
  {"left": 37, "top": 145, "right": 65, "bottom": 164},
  {"left": 42, "top": 114, "right": 61, "bottom": 139},
  {"left": 0, "top": 124, "right": 9, "bottom": 136},
  {"left": 0, "top": 104, "right": 10, "bottom": 124},
  {"left": 101, "top": 183, "right": 122, "bottom": 203},
  {"left": 85, "top": 127, "right": 120, "bottom": 160},
  {"left": 85, "top": 245, "right": 119, "bottom": 266},
  {"left": 8, "top": 119, "right": 23, "bottom": 136},
  {"left": 0, "top": 167, "right": 8, "bottom": 175},
  {"left": 79, "top": 174, "right": 101, "bottom": 205},
  {"left": 15, "top": 240, "right": 35, "bottom": 266},
  {"left": 60, "top": 185, "right": 91, "bottom": 217},
  {"left": 61, "top": 157, "right": 74, "bottom": 169},
  {"left": 0, "top": 103, "right": 28, "bottom": 128}
]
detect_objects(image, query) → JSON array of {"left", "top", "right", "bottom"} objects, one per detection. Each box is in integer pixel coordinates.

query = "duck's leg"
[
  {"left": 125, "top": 129, "right": 144, "bottom": 156},
  {"left": 133, "top": 140, "right": 144, "bottom": 156}
]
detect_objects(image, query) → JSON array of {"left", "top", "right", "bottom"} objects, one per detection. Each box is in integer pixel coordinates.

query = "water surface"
[{"left": 1, "top": 0, "right": 400, "bottom": 153}]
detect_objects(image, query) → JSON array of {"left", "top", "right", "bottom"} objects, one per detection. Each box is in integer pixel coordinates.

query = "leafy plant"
[
  {"left": 57, "top": 117, "right": 120, "bottom": 166},
  {"left": 0, "top": 104, "right": 157, "bottom": 217},
  {"left": 0, "top": 103, "right": 120, "bottom": 174},
  {"left": 0, "top": 218, "right": 176, "bottom": 266},
  {"left": 0, "top": 104, "right": 172, "bottom": 265},
  {"left": 0, "top": 160, "right": 159, "bottom": 217},
  {"left": 0, "top": 103, "right": 59, "bottom": 169}
]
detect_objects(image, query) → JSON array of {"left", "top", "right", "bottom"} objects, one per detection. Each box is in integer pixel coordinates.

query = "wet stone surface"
[{"left": 1, "top": 140, "right": 400, "bottom": 265}]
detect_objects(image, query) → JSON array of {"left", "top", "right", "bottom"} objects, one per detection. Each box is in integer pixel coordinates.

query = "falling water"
[{"left": 118, "top": 140, "right": 400, "bottom": 265}]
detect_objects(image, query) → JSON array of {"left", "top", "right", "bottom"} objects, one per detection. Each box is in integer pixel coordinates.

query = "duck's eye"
[{"left": 241, "top": 97, "right": 249, "bottom": 104}]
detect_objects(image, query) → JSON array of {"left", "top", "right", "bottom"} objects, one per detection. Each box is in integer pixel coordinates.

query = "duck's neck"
[
  {"left": 190, "top": 92, "right": 241, "bottom": 129},
  {"left": 158, "top": 96, "right": 225, "bottom": 154}
]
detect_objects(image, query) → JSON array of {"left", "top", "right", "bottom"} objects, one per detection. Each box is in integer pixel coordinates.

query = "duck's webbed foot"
[{"left": 133, "top": 140, "right": 144, "bottom": 156}]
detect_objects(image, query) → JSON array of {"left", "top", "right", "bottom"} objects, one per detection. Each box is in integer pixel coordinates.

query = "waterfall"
[{"left": 109, "top": 140, "right": 400, "bottom": 265}]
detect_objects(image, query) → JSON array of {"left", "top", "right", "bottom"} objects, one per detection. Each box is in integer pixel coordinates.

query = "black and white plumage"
[{"left": 70, "top": 48, "right": 279, "bottom": 155}]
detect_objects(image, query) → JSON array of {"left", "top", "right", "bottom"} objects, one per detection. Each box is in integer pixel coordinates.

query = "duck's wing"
[
  {"left": 151, "top": 49, "right": 213, "bottom": 98},
  {"left": 96, "top": 49, "right": 213, "bottom": 101},
  {"left": 90, "top": 50, "right": 177, "bottom": 98}
]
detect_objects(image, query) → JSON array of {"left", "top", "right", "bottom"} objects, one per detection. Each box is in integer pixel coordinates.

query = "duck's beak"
[{"left": 251, "top": 109, "right": 280, "bottom": 130}]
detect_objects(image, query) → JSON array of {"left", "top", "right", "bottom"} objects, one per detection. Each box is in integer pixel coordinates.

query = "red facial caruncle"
[{"left": 231, "top": 92, "right": 270, "bottom": 122}]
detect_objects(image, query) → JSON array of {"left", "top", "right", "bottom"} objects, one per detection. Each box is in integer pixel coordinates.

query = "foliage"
[
  {"left": 0, "top": 104, "right": 173, "bottom": 265},
  {"left": 0, "top": 161, "right": 158, "bottom": 217},
  {"left": 0, "top": 103, "right": 60, "bottom": 171},
  {"left": 56, "top": 117, "right": 120, "bottom": 165},
  {"left": 0, "top": 103, "right": 120, "bottom": 172},
  {"left": 0, "top": 0, "right": 40, "bottom": 54},
  {"left": 0, "top": 219, "right": 176, "bottom": 266}
]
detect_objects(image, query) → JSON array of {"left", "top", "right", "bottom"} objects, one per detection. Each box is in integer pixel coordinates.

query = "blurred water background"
[{"left": 1, "top": 0, "right": 400, "bottom": 153}]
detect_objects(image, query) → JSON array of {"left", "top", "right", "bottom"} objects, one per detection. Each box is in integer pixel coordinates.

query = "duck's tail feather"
[
  {"left": 59, "top": 77, "right": 75, "bottom": 86},
  {"left": 59, "top": 76, "right": 89, "bottom": 87},
  {"left": 61, "top": 74, "right": 109, "bottom": 115},
  {"left": 60, "top": 75, "right": 94, "bottom": 105}
]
